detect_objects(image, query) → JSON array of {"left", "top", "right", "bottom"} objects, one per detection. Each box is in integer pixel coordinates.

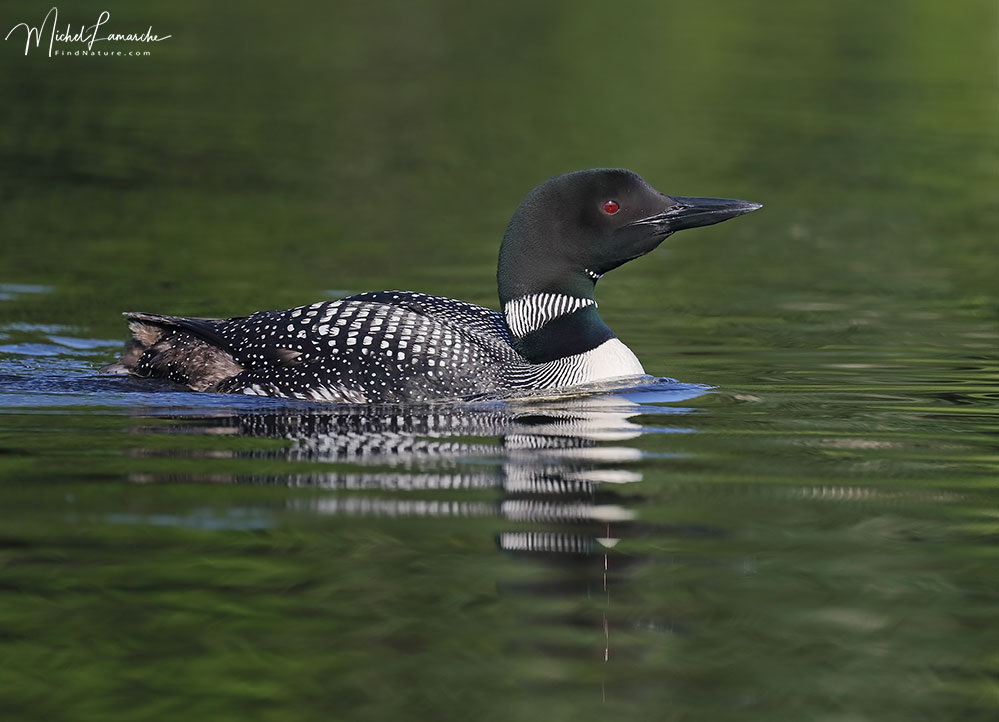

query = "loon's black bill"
[{"left": 634, "top": 196, "right": 763, "bottom": 233}]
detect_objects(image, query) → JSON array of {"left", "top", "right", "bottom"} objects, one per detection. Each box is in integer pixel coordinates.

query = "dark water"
[{"left": 1, "top": 1, "right": 997, "bottom": 720}]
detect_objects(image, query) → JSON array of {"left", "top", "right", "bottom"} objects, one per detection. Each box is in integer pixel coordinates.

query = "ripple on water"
[{"left": 0, "top": 283, "right": 53, "bottom": 301}]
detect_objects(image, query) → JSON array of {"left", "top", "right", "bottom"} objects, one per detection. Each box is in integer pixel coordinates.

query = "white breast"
[
  {"left": 499, "top": 337, "right": 646, "bottom": 391},
  {"left": 577, "top": 337, "right": 645, "bottom": 382}
]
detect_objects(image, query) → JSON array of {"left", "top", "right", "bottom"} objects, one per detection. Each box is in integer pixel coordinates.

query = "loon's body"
[{"left": 104, "top": 169, "right": 760, "bottom": 403}]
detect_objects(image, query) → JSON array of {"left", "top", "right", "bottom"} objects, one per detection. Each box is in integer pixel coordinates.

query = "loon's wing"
[
  {"left": 213, "top": 294, "right": 520, "bottom": 401},
  {"left": 345, "top": 291, "right": 514, "bottom": 345},
  {"left": 109, "top": 292, "right": 521, "bottom": 401}
]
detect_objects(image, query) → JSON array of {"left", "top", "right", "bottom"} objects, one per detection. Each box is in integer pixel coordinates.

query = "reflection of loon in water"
[
  {"left": 134, "top": 382, "right": 705, "bottom": 531},
  {"left": 131, "top": 384, "right": 712, "bottom": 672}
]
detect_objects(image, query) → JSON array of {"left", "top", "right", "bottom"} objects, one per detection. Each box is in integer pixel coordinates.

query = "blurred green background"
[{"left": 2, "top": 1, "right": 994, "bottom": 362}]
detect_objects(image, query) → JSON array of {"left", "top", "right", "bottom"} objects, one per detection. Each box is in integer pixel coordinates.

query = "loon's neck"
[{"left": 503, "top": 295, "right": 614, "bottom": 364}]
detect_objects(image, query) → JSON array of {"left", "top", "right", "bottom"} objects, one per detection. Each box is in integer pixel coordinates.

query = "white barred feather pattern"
[
  {"left": 502, "top": 293, "right": 595, "bottom": 338},
  {"left": 498, "top": 337, "right": 644, "bottom": 390}
]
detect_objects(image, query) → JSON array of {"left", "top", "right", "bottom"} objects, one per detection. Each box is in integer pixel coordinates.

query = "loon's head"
[{"left": 497, "top": 168, "right": 761, "bottom": 305}]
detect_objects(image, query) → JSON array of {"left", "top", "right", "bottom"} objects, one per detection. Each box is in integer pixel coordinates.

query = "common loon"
[{"left": 103, "top": 169, "right": 761, "bottom": 402}]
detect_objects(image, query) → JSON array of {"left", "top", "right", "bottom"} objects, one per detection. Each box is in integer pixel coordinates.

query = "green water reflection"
[{"left": 1, "top": 0, "right": 997, "bottom": 720}]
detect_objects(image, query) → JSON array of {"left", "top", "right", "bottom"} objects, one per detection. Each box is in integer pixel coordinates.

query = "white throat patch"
[{"left": 503, "top": 293, "right": 595, "bottom": 338}]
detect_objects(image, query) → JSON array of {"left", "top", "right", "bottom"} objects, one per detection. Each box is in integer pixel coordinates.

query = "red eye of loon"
[{"left": 602, "top": 200, "right": 620, "bottom": 215}]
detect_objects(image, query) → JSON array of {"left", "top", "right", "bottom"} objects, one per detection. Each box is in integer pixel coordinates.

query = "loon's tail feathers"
[{"left": 100, "top": 312, "right": 243, "bottom": 392}]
